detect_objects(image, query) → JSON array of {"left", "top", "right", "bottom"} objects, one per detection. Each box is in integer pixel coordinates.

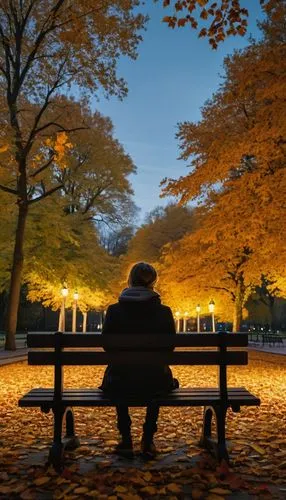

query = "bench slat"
[
  {"left": 28, "top": 350, "right": 248, "bottom": 366},
  {"left": 27, "top": 332, "right": 248, "bottom": 348},
  {"left": 19, "top": 387, "right": 260, "bottom": 408},
  {"left": 24, "top": 387, "right": 250, "bottom": 394}
]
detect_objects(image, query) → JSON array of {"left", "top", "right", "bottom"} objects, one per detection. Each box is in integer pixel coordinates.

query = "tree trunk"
[
  {"left": 232, "top": 278, "right": 245, "bottom": 332},
  {"left": 5, "top": 202, "right": 28, "bottom": 350},
  {"left": 233, "top": 300, "right": 242, "bottom": 332}
]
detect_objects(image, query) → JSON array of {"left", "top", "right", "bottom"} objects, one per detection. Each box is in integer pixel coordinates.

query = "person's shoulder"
[
  {"left": 159, "top": 304, "right": 173, "bottom": 314},
  {"left": 107, "top": 302, "right": 120, "bottom": 312}
]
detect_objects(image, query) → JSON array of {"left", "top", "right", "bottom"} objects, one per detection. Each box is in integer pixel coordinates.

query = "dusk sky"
[{"left": 95, "top": 0, "right": 264, "bottom": 222}]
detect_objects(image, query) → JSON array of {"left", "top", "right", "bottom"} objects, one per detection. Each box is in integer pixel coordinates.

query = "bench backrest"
[
  {"left": 27, "top": 332, "right": 248, "bottom": 365},
  {"left": 27, "top": 332, "right": 249, "bottom": 402}
]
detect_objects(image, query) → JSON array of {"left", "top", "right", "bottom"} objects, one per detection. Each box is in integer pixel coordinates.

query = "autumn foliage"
[
  {"left": 156, "top": 4, "right": 286, "bottom": 330},
  {"left": 160, "top": 0, "right": 280, "bottom": 48},
  {"left": 0, "top": 1, "right": 146, "bottom": 348}
]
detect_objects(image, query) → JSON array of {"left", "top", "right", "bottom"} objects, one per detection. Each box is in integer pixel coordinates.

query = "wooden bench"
[{"left": 19, "top": 332, "right": 260, "bottom": 471}]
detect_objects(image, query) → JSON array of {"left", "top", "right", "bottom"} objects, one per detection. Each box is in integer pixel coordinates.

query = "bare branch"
[
  {"left": 0, "top": 183, "right": 18, "bottom": 195},
  {"left": 28, "top": 184, "right": 63, "bottom": 204},
  {"left": 208, "top": 285, "right": 235, "bottom": 300},
  {"left": 29, "top": 154, "right": 55, "bottom": 178},
  {"left": 34, "top": 122, "right": 87, "bottom": 136}
]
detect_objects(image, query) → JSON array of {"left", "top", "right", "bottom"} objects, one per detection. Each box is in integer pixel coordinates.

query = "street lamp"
[
  {"left": 174, "top": 311, "right": 181, "bottom": 333},
  {"left": 209, "top": 299, "right": 215, "bottom": 332},
  {"left": 72, "top": 291, "right": 79, "bottom": 333},
  {"left": 183, "top": 311, "right": 189, "bottom": 333},
  {"left": 61, "top": 286, "right": 68, "bottom": 332},
  {"left": 196, "top": 304, "right": 201, "bottom": 333}
]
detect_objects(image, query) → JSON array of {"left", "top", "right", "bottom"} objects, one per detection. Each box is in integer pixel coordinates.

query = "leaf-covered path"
[{"left": 0, "top": 352, "right": 285, "bottom": 499}]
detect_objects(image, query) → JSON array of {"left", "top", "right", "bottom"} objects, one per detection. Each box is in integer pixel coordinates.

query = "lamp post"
[
  {"left": 209, "top": 299, "right": 215, "bottom": 332},
  {"left": 196, "top": 304, "right": 201, "bottom": 332},
  {"left": 82, "top": 311, "right": 87, "bottom": 333},
  {"left": 174, "top": 311, "right": 181, "bottom": 332},
  {"left": 72, "top": 291, "right": 79, "bottom": 333},
  {"left": 183, "top": 311, "right": 189, "bottom": 333},
  {"left": 61, "top": 286, "right": 68, "bottom": 332}
]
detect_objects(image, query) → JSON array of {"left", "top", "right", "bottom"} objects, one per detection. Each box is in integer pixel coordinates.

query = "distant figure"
[{"left": 100, "top": 262, "right": 178, "bottom": 458}]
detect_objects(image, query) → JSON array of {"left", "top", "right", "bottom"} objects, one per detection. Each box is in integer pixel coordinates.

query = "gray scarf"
[{"left": 119, "top": 286, "right": 160, "bottom": 302}]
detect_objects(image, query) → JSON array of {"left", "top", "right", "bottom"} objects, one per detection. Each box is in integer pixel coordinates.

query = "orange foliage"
[
  {"left": 159, "top": 6, "right": 286, "bottom": 329},
  {"left": 161, "top": 0, "right": 279, "bottom": 48}
]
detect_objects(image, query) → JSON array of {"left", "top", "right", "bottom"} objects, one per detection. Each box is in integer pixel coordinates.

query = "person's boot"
[
  {"left": 140, "top": 434, "right": 157, "bottom": 458},
  {"left": 114, "top": 433, "right": 133, "bottom": 458}
]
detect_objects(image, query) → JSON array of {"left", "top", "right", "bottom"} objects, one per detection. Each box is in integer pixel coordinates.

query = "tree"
[
  {"left": 127, "top": 204, "right": 197, "bottom": 264},
  {"left": 159, "top": 5, "right": 286, "bottom": 329},
  {"left": 159, "top": 204, "right": 262, "bottom": 330},
  {"left": 99, "top": 225, "right": 137, "bottom": 257},
  {"left": 58, "top": 109, "right": 137, "bottom": 226},
  {"left": 0, "top": 1, "right": 146, "bottom": 349},
  {"left": 0, "top": 103, "right": 139, "bottom": 331},
  {"left": 25, "top": 215, "right": 116, "bottom": 316},
  {"left": 160, "top": 0, "right": 277, "bottom": 48}
]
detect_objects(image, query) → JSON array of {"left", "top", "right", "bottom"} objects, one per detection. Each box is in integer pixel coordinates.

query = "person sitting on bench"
[{"left": 100, "top": 261, "right": 179, "bottom": 458}]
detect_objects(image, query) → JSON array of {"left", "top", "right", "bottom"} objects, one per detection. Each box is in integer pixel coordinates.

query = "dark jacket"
[{"left": 99, "top": 287, "right": 177, "bottom": 396}]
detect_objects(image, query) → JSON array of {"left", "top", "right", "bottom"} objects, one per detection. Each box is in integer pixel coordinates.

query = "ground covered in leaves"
[{"left": 0, "top": 351, "right": 285, "bottom": 499}]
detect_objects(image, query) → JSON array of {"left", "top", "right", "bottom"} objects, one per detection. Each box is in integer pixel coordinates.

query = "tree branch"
[
  {"left": 29, "top": 154, "right": 55, "bottom": 178},
  {"left": 208, "top": 285, "right": 235, "bottom": 300},
  {"left": 0, "top": 183, "right": 18, "bottom": 195},
  {"left": 28, "top": 184, "right": 63, "bottom": 204},
  {"left": 34, "top": 122, "right": 87, "bottom": 136}
]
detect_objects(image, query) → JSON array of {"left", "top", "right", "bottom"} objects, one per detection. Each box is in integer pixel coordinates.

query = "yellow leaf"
[
  {"left": 249, "top": 443, "right": 266, "bottom": 455},
  {"left": 106, "top": 440, "right": 118, "bottom": 446},
  {"left": 74, "top": 486, "right": 89, "bottom": 494},
  {"left": 140, "top": 486, "right": 157, "bottom": 495},
  {"left": 0, "top": 144, "right": 9, "bottom": 153},
  {"left": 114, "top": 485, "right": 128, "bottom": 493},
  {"left": 143, "top": 471, "right": 152, "bottom": 481},
  {"left": 33, "top": 476, "right": 50, "bottom": 486},
  {"left": 166, "top": 483, "right": 181, "bottom": 493}
]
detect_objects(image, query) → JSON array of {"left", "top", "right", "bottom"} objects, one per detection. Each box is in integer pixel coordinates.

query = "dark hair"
[{"left": 128, "top": 262, "right": 157, "bottom": 289}]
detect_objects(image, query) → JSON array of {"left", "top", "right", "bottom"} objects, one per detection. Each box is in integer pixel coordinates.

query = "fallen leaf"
[
  {"left": 140, "top": 486, "right": 157, "bottom": 495},
  {"left": 209, "top": 488, "right": 232, "bottom": 495},
  {"left": 74, "top": 486, "right": 90, "bottom": 494},
  {"left": 33, "top": 476, "right": 50, "bottom": 486},
  {"left": 249, "top": 443, "right": 266, "bottom": 455},
  {"left": 166, "top": 483, "right": 181, "bottom": 493}
]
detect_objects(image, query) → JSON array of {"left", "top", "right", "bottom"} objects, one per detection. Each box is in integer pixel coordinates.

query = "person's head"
[{"left": 128, "top": 262, "right": 157, "bottom": 289}]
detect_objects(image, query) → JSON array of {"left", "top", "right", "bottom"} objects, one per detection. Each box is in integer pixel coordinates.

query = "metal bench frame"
[{"left": 19, "top": 332, "right": 260, "bottom": 471}]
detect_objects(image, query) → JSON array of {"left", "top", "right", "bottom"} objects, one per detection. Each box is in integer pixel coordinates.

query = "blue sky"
[{"left": 94, "top": 0, "right": 264, "bottom": 222}]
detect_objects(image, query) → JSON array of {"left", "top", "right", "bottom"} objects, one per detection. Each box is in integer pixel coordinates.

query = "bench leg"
[
  {"left": 64, "top": 407, "right": 80, "bottom": 451},
  {"left": 48, "top": 408, "right": 65, "bottom": 472},
  {"left": 199, "top": 405, "right": 229, "bottom": 463}
]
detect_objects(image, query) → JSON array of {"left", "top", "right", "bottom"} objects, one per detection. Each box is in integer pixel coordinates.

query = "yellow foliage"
[{"left": 0, "top": 144, "right": 9, "bottom": 153}]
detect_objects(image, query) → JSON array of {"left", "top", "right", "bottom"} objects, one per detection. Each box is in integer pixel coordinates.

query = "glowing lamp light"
[
  {"left": 73, "top": 291, "right": 79, "bottom": 301},
  {"left": 175, "top": 311, "right": 181, "bottom": 318},
  {"left": 208, "top": 299, "right": 215, "bottom": 313},
  {"left": 196, "top": 304, "right": 201, "bottom": 313},
  {"left": 61, "top": 286, "right": 68, "bottom": 297}
]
